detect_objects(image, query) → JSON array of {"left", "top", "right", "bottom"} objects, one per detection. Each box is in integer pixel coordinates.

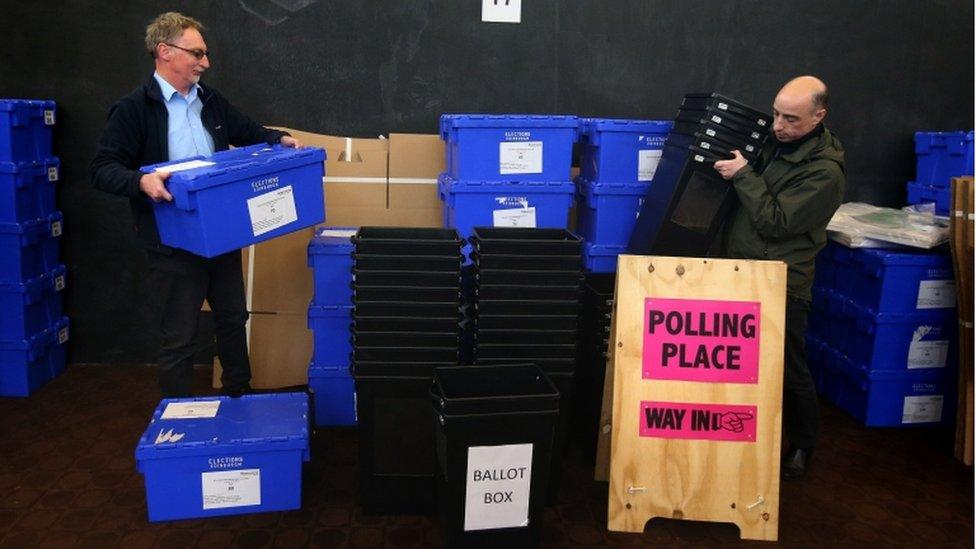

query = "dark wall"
[{"left": 1, "top": 1, "right": 972, "bottom": 364}]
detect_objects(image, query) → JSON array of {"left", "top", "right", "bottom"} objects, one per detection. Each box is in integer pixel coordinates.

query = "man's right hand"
[{"left": 140, "top": 171, "right": 173, "bottom": 202}]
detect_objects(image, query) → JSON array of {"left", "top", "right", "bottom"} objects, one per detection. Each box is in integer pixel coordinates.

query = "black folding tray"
[
  {"left": 470, "top": 228, "right": 582, "bottom": 256},
  {"left": 675, "top": 107, "right": 769, "bottom": 142},
  {"left": 354, "top": 285, "right": 461, "bottom": 303},
  {"left": 475, "top": 269, "right": 581, "bottom": 286},
  {"left": 476, "top": 284, "right": 581, "bottom": 301},
  {"left": 354, "top": 254, "right": 461, "bottom": 272},
  {"left": 475, "top": 299, "right": 580, "bottom": 316},
  {"left": 474, "top": 357, "right": 576, "bottom": 373},
  {"left": 354, "top": 301, "right": 460, "bottom": 318},
  {"left": 475, "top": 343, "right": 577, "bottom": 360},
  {"left": 355, "top": 346, "right": 459, "bottom": 363},
  {"left": 472, "top": 253, "right": 581, "bottom": 271},
  {"left": 354, "top": 316, "right": 461, "bottom": 333},
  {"left": 353, "top": 331, "right": 460, "bottom": 348},
  {"left": 431, "top": 364, "right": 559, "bottom": 416},
  {"left": 671, "top": 119, "right": 766, "bottom": 152},
  {"left": 666, "top": 131, "right": 758, "bottom": 162},
  {"left": 353, "top": 227, "right": 462, "bottom": 255},
  {"left": 352, "top": 361, "right": 455, "bottom": 377},
  {"left": 476, "top": 329, "right": 578, "bottom": 345},
  {"left": 681, "top": 93, "right": 772, "bottom": 129},
  {"left": 353, "top": 269, "right": 461, "bottom": 288},
  {"left": 475, "top": 314, "right": 580, "bottom": 331}
]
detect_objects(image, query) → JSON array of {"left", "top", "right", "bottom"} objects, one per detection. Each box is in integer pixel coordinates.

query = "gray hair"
[{"left": 145, "top": 12, "right": 205, "bottom": 57}]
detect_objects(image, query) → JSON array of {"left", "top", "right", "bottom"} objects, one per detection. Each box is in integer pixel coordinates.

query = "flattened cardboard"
[
  {"left": 213, "top": 311, "right": 311, "bottom": 389},
  {"left": 388, "top": 133, "right": 445, "bottom": 227}
]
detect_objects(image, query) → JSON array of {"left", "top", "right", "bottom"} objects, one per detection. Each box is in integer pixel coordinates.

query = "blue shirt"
[{"left": 153, "top": 72, "right": 216, "bottom": 161}]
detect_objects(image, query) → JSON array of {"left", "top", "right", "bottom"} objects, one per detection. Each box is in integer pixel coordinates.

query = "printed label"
[
  {"left": 202, "top": 469, "right": 261, "bottom": 509},
  {"left": 757, "top": 118, "right": 768, "bottom": 127},
  {"left": 916, "top": 280, "right": 956, "bottom": 309},
  {"left": 694, "top": 154, "right": 704, "bottom": 163},
  {"left": 247, "top": 185, "right": 298, "bottom": 237},
  {"left": 464, "top": 444, "right": 532, "bottom": 531},
  {"left": 54, "top": 275, "right": 65, "bottom": 291},
  {"left": 751, "top": 131, "right": 760, "bottom": 139},
  {"left": 717, "top": 102, "right": 729, "bottom": 110},
  {"left": 50, "top": 220, "right": 62, "bottom": 237},
  {"left": 745, "top": 143, "right": 755, "bottom": 153},
  {"left": 499, "top": 141, "right": 543, "bottom": 174},
  {"left": 57, "top": 327, "right": 68, "bottom": 344},
  {"left": 638, "top": 149, "right": 663, "bottom": 181},
  {"left": 699, "top": 141, "right": 711, "bottom": 150},
  {"left": 154, "top": 159, "right": 215, "bottom": 173},
  {"left": 162, "top": 400, "right": 221, "bottom": 419},
  {"left": 47, "top": 167, "right": 58, "bottom": 182},
  {"left": 320, "top": 229, "right": 358, "bottom": 238},
  {"left": 44, "top": 110, "right": 55, "bottom": 125},
  {"left": 643, "top": 297, "right": 761, "bottom": 384},
  {"left": 907, "top": 339, "right": 949, "bottom": 369},
  {"left": 639, "top": 401, "right": 757, "bottom": 442},
  {"left": 711, "top": 115, "right": 723, "bottom": 124},
  {"left": 705, "top": 128, "right": 717, "bottom": 137},
  {"left": 493, "top": 207, "right": 536, "bottom": 228},
  {"left": 902, "top": 395, "right": 943, "bottom": 424}
]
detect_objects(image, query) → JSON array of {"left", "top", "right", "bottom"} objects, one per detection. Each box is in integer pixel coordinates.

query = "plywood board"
[
  {"left": 950, "top": 176, "right": 974, "bottom": 465},
  {"left": 607, "top": 255, "right": 786, "bottom": 541}
]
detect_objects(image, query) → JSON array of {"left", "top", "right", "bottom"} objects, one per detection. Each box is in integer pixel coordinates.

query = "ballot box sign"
[
  {"left": 643, "top": 297, "right": 760, "bottom": 384},
  {"left": 464, "top": 443, "right": 533, "bottom": 531},
  {"left": 639, "top": 401, "right": 757, "bottom": 442}
]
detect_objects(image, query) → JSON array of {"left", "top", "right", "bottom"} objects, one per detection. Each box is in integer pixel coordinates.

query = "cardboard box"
[{"left": 213, "top": 311, "right": 311, "bottom": 389}]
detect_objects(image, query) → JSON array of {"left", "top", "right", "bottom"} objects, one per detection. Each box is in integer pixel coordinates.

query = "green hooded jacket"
[{"left": 724, "top": 126, "right": 846, "bottom": 301}]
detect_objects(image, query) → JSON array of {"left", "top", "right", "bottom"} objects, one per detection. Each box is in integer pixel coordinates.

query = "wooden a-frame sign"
[{"left": 606, "top": 255, "right": 786, "bottom": 541}]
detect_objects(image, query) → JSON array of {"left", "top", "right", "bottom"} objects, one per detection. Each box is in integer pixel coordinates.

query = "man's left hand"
[
  {"left": 280, "top": 135, "right": 302, "bottom": 148},
  {"left": 714, "top": 150, "right": 748, "bottom": 180}
]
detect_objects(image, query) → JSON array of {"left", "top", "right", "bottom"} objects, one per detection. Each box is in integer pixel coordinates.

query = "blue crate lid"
[
  {"left": 440, "top": 114, "right": 579, "bottom": 140},
  {"left": 575, "top": 176, "right": 650, "bottom": 197},
  {"left": 0, "top": 316, "right": 69, "bottom": 359},
  {"left": 852, "top": 247, "right": 952, "bottom": 274},
  {"left": 914, "top": 130, "right": 973, "bottom": 154},
  {"left": 308, "top": 362, "right": 353, "bottom": 379},
  {"left": 0, "top": 210, "right": 62, "bottom": 238},
  {"left": 139, "top": 144, "right": 326, "bottom": 193},
  {"left": 308, "top": 227, "right": 357, "bottom": 256},
  {"left": 0, "top": 99, "right": 57, "bottom": 114},
  {"left": 0, "top": 157, "right": 60, "bottom": 177},
  {"left": 308, "top": 304, "right": 353, "bottom": 318},
  {"left": 837, "top": 353, "right": 949, "bottom": 383},
  {"left": 0, "top": 264, "right": 66, "bottom": 302},
  {"left": 841, "top": 299, "right": 956, "bottom": 330},
  {"left": 580, "top": 118, "right": 672, "bottom": 136},
  {"left": 437, "top": 173, "right": 575, "bottom": 193},
  {"left": 135, "top": 392, "right": 309, "bottom": 462},
  {"left": 585, "top": 242, "right": 627, "bottom": 256}
]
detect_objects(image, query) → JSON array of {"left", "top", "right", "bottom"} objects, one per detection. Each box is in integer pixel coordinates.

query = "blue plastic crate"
[
  {"left": 827, "top": 241, "right": 856, "bottom": 297},
  {"left": 0, "top": 157, "right": 59, "bottom": 223},
  {"left": 0, "top": 316, "right": 68, "bottom": 397},
  {"left": 849, "top": 248, "right": 955, "bottom": 313},
  {"left": 906, "top": 181, "right": 951, "bottom": 216},
  {"left": 579, "top": 118, "right": 672, "bottom": 183},
  {"left": 842, "top": 301, "right": 956, "bottom": 372},
  {"left": 824, "top": 353, "right": 951, "bottom": 427},
  {"left": 438, "top": 174, "right": 575, "bottom": 240},
  {"left": 576, "top": 177, "right": 648, "bottom": 247},
  {"left": 0, "top": 264, "right": 66, "bottom": 340},
  {"left": 440, "top": 114, "right": 578, "bottom": 181},
  {"left": 307, "top": 226, "right": 355, "bottom": 307},
  {"left": 308, "top": 363, "right": 356, "bottom": 426},
  {"left": 135, "top": 392, "right": 310, "bottom": 522},
  {"left": 822, "top": 289, "right": 852, "bottom": 352},
  {"left": 0, "top": 211, "right": 62, "bottom": 283},
  {"left": 583, "top": 242, "right": 625, "bottom": 273},
  {"left": 308, "top": 304, "right": 353, "bottom": 365},
  {"left": 914, "top": 130, "right": 974, "bottom": 187},
  {"left": 140, "top": 145, "right": 326, "bottom": 258},
  {"left": 0, "top": 99, "right": 56, "bottom": 162}
]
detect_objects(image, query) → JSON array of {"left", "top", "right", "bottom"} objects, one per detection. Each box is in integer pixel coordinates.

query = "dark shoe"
[
  {"left": 782, "top": 448, "right": 813, "bottom": 480},
  {"left": 223, "top": 385, "right": 252, "bottom": 398}
]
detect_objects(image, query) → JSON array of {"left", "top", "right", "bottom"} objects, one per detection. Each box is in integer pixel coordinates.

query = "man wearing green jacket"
[{"left": 714, "top": 76, "right": 846, "bottom": 480}]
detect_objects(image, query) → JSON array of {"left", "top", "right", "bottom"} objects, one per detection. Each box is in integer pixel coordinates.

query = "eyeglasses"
[{"left": 164, "top": 43, "right": 209, "bottom": 60}]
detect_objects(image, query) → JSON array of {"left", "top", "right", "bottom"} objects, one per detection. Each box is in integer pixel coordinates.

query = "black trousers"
[
  {"left": 784, "top": 296, "right": 819, "bottom": 450},
  {"left": 145, "top": 249, "right": 251, "bottom": 397}
]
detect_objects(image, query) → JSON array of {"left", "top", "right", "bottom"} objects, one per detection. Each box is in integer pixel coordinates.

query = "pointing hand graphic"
[{"left": 719, "top": 411, "right": 754, "bottom": 433}]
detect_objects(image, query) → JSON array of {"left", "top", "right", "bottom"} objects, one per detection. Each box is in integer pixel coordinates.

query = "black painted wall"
[{"left": 1, "top": 1, "right": 972, "bottom": 364}]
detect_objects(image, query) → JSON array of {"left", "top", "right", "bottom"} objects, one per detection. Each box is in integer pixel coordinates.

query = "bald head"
[{"left": 772, "top": 76, "right": 829, "bottom": 142}]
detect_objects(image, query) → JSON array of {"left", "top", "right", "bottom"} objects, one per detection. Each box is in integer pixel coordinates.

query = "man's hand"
[
  {"left": 713, "top": 150, "right": 748, "bottom": 180},
  {"left": 140, "top": 171, "right": 173, "bottom": 202},
  {"left": 280, "top": 135, "right": 302, "bottom": 148}
]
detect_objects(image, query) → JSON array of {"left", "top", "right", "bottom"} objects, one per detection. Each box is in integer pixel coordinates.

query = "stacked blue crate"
[
  {"left": 306, "top": 227, "right": 356, "bottom": 426},
  {"left": 575, "top": 119, "right": 672, "bottom": 272},
  {"left": 808, "top": 240, "right": 957, "bottom": 427},
  {"left": 438, "top": 115, "right": 579, "bottom": 252},
  {"left": 906, "top": 131, "right": 974, "bottom": 216},
  {"left": 0, "top": 99, "right": 69, "bottom": 397}
]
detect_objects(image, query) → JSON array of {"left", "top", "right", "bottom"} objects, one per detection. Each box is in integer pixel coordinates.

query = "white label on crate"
[
  {"left": 638, "top": 149, "right": 662, "bottom": 181},
  {"left": 699, "top": 141, "right": 711, "bottom": 150},
  {"left": 44, "top": 110, "right": 55, "bottom": 125},
  {"left": 705, "top": 128, "right": 716, "bottom": 137},
  {"left": 54, "top": 275, "right": 65, "bottom": 292},
  {"left": 481, "top": 0, "right": 521, "bottom": 23},
  {"left": 499, "top": 141, "right": 542, "bottom": 174},
  {"left": 907, "top": 338, "right": 949, "bottom": 369},
  {"left": 247, "top": 185, "right": 298, "bottom": 237},
  {"left": 745, "top": 143, "right": 756, "bottom": 153},
  {"left": 57, "top": 327, "right": 68, "bottom": 344},
  {"left": 319, "top": 229, "right": 358, "bottom": 238},
  {"left": 717, "top": 102, "right": 728, "bottom": 111},
  {"left": 47, "top": 167, "right": 58, "bottom": 182},
  {"left": 50, "top": 221, "right": 62, "bottom": 237},
  {"left": 710, "top": 115, "right": 723, "bottom": 124},
  {"left": 693, "top": 154, "right": 705, "bottom": 163},
  {"left": 162, "top": 400, "right": 221, "bottom": 419},
  {"left": 201, "top": 469, "right": 261, "bottom": 509},
  {"left": 464, "top": 443, "right": 533, "bottom": 531},
  {"left": 493, "top": 207, "right": 536, "bottom": 228},
  {"left": 154, "top": 159, "right": 215, "bottom": 173},
  {"left": 916, "top": 280, "right": 956, "bottom": 309},
  {"left": 902, "top": 395, "right": 943, "bottom": 424},
  {"left": 751, "top": 131, "right": 761, "bottom": 139}
]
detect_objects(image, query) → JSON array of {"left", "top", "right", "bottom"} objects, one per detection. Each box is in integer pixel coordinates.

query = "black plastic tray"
[
  {"left": 354, "top": 301, "right": 460, "bottom": 318},
  {"left": 472, "top": 253, "right": 581, "bottom": 271},
  {"left": 353, "top": 227, "right": 462, "bottom": 255},
  {"left": 474, "top": 357, "right": 577, "bottom": 373},
  {"left": 353, "top": 331, "right": 459, "bottom": 348},
  {"left": 352, "top": 361, "right": 456, "bottom": 377},
  {"left": 476, "top": 329, "right": 578, "bottom": 345},
  {"left": 674, "top": 106, "right": 769, "bottom": 142},
  {"left": 476, "top": 284, "right": 581, "bottom": 301},
  {"left": 666, "top": 131, "right": 757, "bottom": 162},
  {"left": 355, "top": 254, "right": 461, "bottom": 272},
  {"left": 476, "top": 299, "right": 579, "bottom": 316},
  {"left": 354, "top": 316, "right": 460, "bottom": 333},
  {"left": 475, "top": 343, "right": 577, "bottom": 360},
  {"left": 353, "top": 269, "right": 461, "bottom": 288},
  {"left": 681, "top": 93, "right": 772, "bottom": 129},
  {"left": 354, "top": 285, "right": 461, "bottom": 303},
  {"left": 470, "top": 228, "right": 582, "bottom": 256},
  {"left": 476, "top": 269, "right": 582, "bottom": 286},
  {"left": 475, "top": 314, "right": 580, "bottom": 331},
  {"left": 354, "top": 346, "right": 459, "bottom": 363},
  {"left": 671, "top": 119, "right": 766, "bottom": 154},
  {"left": 431, "top": 364, "right": 559, "bottom": 416}
]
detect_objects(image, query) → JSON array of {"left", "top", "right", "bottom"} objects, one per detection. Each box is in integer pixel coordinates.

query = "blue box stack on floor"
[
  {"left": 807, "top": 240, "right": 958, "bottom": 427},
  {"left": 906, "top": 130, "right": 974, "bottom": 216},
  {"left": 306, "top": 226, "right": 357, "bottom": 426},
  {"left": 575, "top": 118, "right": 672, "bottom": 272},
  {"left": 0, "top": 98, "right": 69, "bottom": 397}
]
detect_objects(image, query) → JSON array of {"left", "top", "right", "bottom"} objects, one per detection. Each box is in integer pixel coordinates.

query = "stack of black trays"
[
  {"left": 351, "top": 227, "right": 463, "bottom": 515},
  {"left": 469, "top": 227, "right": 582, "bottom": 503},
  {"left": 573, "top": 272, "right": 615, "bottom": 465},
  {"left": 629, "top": 92, "right": 773, "bottom": 257}
]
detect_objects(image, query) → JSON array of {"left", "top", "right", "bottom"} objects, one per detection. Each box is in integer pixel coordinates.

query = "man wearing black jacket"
[{"left": 90, "top": 12, "right": 302, "bottom": 397}]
